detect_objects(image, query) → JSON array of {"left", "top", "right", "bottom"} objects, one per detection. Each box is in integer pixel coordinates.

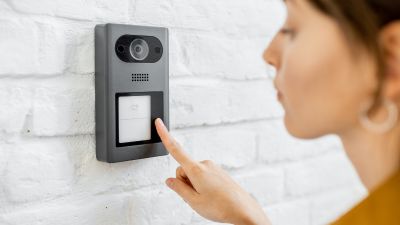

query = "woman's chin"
[{"left": 283, "top": 114, "right": 326, "bottom": 140}]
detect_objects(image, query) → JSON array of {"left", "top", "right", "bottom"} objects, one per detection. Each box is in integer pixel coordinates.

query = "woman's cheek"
[
  {"left": 281, "top": 62, "right": 315, "bottom": 113},
  {"left": 279, "top": 71, "right": 300, "bottom": 115}
]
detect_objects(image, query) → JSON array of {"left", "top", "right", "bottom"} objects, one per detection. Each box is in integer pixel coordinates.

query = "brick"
[
  {"left": 264, "top": 199, "right": 310, "bottom": 225},
  {"left": 170, "top": 78, "right": 283, "bottom": 128},
  {"left": 133, "top": 0, "right": 286, "bottom": 38},
  {"left": 0, "top": 138, "right": 75, "bottom": 204},
  {"left": 234, "top": 168, "right": 285, "bottom": 205},
  {"left": 258, "top": 119, "right": 342, "bottom": 163},
  {"left": 64, "top": 23, "right": 95, "bottom": 75},
  {"left": 8, "top": 0, "right": 130, "bottom": 22},
  {"left": 170, "top": 31, "right": 273, "bottom": 79},
  {"left": 0, "top": 18, "right": 66, "bottom": 76},
  {"left": 73, "top": 143, "right": 172, "bottom": 194},
  {"left": 310, "top": 186, "right": 367, "bottom": 225},
  {"left": 0, "top": 19, "right": 39, "bottom": 75},
  {"left": 284, "top": 151, "right": 362, "bottom": 197},
  {"left": 0, "top": 194, "right": 132, "bottom": 225},
  {"left": 30, "top": 76, "right": 94, "bottom": 136},
  {"left": 128, "top": 187, "right": 193, "bottom": 225},
  {"left": 36, "top": 21, "right": 67, "bottom": 75},
  {"left": 0, "top": 85, "right": 32, "bottom": 133},
  {"left": 173, "top": 124, "right": 257, "bottom": 169}
]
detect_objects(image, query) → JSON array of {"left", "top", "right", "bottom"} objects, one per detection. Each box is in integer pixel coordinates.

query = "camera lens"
[{"left": 129, "top": 39, "right": 149, "bottom": 61}]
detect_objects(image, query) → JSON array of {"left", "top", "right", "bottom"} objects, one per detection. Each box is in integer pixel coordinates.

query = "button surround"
[{"left": 115, "top": 91, "right": 164, "bottom": 147}]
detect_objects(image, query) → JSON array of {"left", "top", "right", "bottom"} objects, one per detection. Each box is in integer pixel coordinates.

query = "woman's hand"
[{"left": 155, "top": 118, "right": 271, "bottom": 225}]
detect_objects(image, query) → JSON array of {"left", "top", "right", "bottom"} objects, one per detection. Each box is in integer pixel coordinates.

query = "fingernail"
[
  {"left": 166, "top": 178, "right": 174, "bottom": 187},
  {"left": 158, "top": 118, "right": 166, "bottom": 128}
]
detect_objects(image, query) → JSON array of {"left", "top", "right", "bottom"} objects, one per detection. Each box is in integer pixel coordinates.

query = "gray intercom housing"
[{"left": 95, "top": 23, "right": 169, "bottom": 163}]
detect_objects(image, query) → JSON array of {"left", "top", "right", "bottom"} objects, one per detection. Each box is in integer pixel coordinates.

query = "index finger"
[{"left": 155, "top": 118, "right": 196, "bottom": 167}]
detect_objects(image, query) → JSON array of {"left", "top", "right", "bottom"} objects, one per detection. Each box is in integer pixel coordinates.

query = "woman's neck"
[{"left": 338, "top": 122, "right": 400, "bottom": 192}]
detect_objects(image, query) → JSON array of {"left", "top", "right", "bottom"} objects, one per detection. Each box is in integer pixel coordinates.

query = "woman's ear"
[{"left": 380, "top": 21, "right": 400, "bottom": 100}]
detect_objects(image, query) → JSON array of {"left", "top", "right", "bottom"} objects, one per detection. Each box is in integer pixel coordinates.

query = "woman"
[{"left": 154, "top": 0, "right": 400, "bottom": 224}]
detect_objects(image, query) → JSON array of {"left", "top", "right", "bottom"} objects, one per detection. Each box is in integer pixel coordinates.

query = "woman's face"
[{"left": 263, "top": 0, "right": 378, "bottom": 139}]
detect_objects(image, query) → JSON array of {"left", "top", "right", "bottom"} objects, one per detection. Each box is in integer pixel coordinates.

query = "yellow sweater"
[{"left": 331, "top": 169, "right": 400, "bottom": 225}]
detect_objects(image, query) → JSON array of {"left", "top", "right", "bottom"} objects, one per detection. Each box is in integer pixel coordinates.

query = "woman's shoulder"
[{"left": 331, "top": 169, "right": 400, "bottom": 225}]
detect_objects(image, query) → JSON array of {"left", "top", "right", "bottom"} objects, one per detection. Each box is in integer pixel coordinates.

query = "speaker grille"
[{"left": 131, "top": 73, "right": 149, "bottom": 82}]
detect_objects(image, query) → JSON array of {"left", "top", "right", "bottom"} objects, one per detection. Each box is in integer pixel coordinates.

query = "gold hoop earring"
[{"left": 358, "top": 98, "right": 398, "bottom": 134}]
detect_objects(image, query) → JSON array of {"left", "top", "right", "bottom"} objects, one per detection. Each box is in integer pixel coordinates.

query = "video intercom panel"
[{"left": 95, "top": 23, "right": 169, "bottom": 163}]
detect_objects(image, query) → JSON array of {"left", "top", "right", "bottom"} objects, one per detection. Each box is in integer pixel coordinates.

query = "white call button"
[{"left": 118, "top": 95, "right": 151, "bottom": 143}]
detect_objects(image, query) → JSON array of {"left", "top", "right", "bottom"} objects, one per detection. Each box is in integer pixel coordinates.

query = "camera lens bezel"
[
  {"left": 129, "top": 38, "right": 149, "bottom": 61},
  {"left": 115, "top": 35, "right": 163, "bottom": 63}
]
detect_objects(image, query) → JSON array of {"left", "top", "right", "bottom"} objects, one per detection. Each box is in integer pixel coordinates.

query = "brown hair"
[{"left": 306, "top": 0, "right": 400, "bottom": 113}]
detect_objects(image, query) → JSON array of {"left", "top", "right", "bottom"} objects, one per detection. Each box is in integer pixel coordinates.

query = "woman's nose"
[
  {"left": 263, "top": 33, "right": 282, "bottom": 69},
  {"left": 263, "top": 33, "right": 284, "bottom": 93}
]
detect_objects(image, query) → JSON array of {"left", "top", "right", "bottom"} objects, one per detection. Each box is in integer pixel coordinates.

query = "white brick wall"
[{"left": 0, "top": 0, "right": 367, "bottom": 224}]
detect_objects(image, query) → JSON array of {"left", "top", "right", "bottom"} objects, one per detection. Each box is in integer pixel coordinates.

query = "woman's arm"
[{"left": 155, "top": 118, "right": 272, "bottom": 225}]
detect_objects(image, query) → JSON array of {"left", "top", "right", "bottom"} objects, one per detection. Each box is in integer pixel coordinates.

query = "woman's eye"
[{"left": 280, "top": 27, "right": 296, "bottom": 39}]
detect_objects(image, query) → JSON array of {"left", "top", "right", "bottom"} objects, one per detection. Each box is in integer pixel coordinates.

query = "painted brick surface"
[{"left": 0, "top": 0, "right": 367, "bottom": 224}]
